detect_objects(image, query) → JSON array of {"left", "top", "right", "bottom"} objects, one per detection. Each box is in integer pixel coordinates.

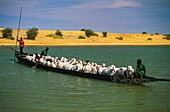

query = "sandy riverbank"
[{"left": 0, "top": 28, "right": 170, "bottom": 46}]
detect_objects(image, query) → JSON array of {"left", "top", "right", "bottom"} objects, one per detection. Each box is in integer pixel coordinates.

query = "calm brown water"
[{"left": 0, "top": 46, "right": 170, "bottom": 112}]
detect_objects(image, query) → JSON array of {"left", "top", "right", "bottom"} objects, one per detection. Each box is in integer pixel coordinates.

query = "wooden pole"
[{"left": 14, "top": 6, "right": 22, "bottom": 62}]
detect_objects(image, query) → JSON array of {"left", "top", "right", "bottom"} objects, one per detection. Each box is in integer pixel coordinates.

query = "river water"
[{"left": 0, "top": 46, "right": 170, "bottom": 112}]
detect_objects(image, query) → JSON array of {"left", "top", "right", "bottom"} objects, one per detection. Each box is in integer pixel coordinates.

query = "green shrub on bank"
[
  {"left": 116, "top": 37, "right": 123, "bottom": 40},
  {"left": 102, "top": 32, "right": 107, "bottom": 37},
  {"left": 55, "top": 30, "right": 63, "bottom": 36},
  {"left": 84, "top": 29, "right": 98, "bottom": 37},
  {"left": 46, "top": 34, "right": 55, "bottom": 37},
  {"left": 147, "top": 38, "right": 152, "bottom": 40},
  {"left": 80, "top": 29, "right": 86, "bottom": 31},
  {"left": 26, "top": 27, "right": 38, "bottom": 40},
  {"left": 1, "top": 28, "right": 13, "bottom": 38},
  {"left": 142, "top": 32, "right": 147, "bottom": 34},
  {"left": 163, "top": 34, "right": 170, "bottom": 40},
  {"left": 46, "top": 33, "right": 63, "bottom": 39},
  {"left": 85, "top": 29, "right": 93, "bottom": 37},
  {"left": 78, "top": 35, "right": 85, "bottom": 39},
  {"left": 7, "top": 36, "right": 15, "bottom": 40}
]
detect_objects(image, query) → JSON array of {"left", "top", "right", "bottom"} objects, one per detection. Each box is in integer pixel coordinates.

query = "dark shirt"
[{"left": 41, "top": 50, "right": 48, "bottom": 57}]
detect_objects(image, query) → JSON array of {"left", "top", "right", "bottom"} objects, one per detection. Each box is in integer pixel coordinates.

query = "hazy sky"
[{"left": 0, "top": 0, "right": 170, "bottom": 34}]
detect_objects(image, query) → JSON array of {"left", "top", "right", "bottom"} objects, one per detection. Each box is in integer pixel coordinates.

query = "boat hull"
[{"left": 13, "top": 51, "right": 167, "bottom": 84}]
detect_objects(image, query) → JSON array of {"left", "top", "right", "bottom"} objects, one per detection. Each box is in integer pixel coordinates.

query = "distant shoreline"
[
  {"left": 1, "top": 42, "right": 170, "bottom": 46},
  {"left": 0, "top": 28, "right": 170, "bottom": 46}
]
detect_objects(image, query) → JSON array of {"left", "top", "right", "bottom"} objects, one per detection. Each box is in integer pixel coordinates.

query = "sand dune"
[{"left": 0, "top": 28, "right": 169, "bottom": 46}]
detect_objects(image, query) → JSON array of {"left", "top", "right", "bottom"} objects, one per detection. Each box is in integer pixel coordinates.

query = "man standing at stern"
[{"left": 17, "top": 37, "right": 24, "bottom": 54}]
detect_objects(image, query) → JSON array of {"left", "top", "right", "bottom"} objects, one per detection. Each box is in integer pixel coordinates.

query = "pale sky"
[{"left": 0, "top": 0, "right": 170, "bottom": 34}]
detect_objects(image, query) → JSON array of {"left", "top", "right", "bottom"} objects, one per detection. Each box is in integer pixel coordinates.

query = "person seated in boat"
[
  {"left": 35, "top": 53, "right": 40, "bottom": 63},
  {"left": 40, "top": 47, "right": 49, "bottom": 58},
  {"left": 135, "top": 59, "right": 146, "bottom": 78},
  {"left": 17, "top": 37, "right": 24, "bottom": 54}
]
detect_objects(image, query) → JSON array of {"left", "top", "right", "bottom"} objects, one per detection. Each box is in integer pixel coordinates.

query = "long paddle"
[
  {"left": 32, "top": 62, "right": 38, "bottom": 68},
  {"left": 14, "top": 6, "right": 22, "bottom": 62},
  {"left": 146, "top": 76, "right": 170, "bottom": 82},
  {"left": 154, "top": 78, "right": 170, "bottom": 82}
]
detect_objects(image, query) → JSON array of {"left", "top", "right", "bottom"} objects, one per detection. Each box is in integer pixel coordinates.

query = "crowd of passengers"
[{"left": 25, "top": 53, "right": 135, "bottom": 78}]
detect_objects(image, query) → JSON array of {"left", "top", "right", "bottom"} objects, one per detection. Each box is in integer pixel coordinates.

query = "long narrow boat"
[{"left": 12, "top": 48, "right": 170, "bottom": 84}]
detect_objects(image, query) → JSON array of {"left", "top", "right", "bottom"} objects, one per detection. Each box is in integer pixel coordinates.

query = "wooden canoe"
[{"left": 12, "top": 48, "right": 170, "bottom": 84}]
